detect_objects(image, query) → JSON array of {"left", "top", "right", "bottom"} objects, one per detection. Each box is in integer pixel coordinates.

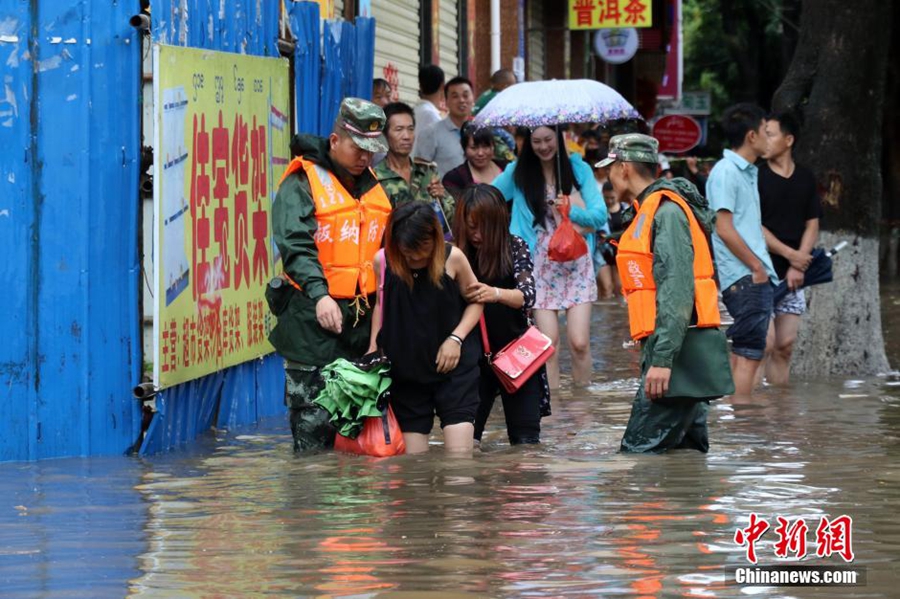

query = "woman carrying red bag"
[
  {"left": 454, "top": 184, "right": 551, "bottom": 445},
  {"left": 491, "top": 126, "right": 607, "bottom": 388}
]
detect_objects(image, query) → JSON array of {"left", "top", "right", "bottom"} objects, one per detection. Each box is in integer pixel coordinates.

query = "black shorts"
[{"left": 390, "top": 364, "right": 481, "bottom": 434}]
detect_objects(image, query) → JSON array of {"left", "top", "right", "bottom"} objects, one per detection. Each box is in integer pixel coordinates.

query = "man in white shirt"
[
  {"left": 415, "top": 76, "right": 474, "bottom": 177},
  {"left": 413, "top": 64, "right": 444, "bottom": 145}
]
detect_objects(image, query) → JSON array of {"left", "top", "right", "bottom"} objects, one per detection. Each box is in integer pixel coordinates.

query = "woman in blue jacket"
[{"left": 492, "top": 126, "right": 607, "bottom": 388}]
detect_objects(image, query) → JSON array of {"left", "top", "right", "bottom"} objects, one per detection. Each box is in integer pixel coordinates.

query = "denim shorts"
[{"left": 721, "top": 275, "right": 774, "bottom": 361}]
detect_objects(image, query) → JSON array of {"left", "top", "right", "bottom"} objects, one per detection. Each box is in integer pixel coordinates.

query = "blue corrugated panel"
[
  {"left": 0, "top": 0, "right": 37, "bottom": 462},
  {"left": 0, "top": 0, "right": 142, "bottom": 461},
  {"left": 320, "top": 19, "right": 344, "bottom": 136},
  {"left": 354, "top": 17, "right": 376, "bottom": 100},
  {"left": 290, "top": 1, "right": 321, "bottom": 134},
  {"left": 339, "top": 21, "right": 356, "bottom": 102}
]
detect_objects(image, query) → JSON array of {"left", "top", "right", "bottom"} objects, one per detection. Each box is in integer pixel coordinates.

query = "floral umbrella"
[{"left": 472, "top": 78, "right": 640, "bottom": 128}]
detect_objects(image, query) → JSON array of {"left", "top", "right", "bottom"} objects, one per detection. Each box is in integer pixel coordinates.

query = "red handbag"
[
  {"left": 479, "top": 316, "right": 555, "bottom": 393},
  {"left": 547, "top": 196, "right": 588, "bottom": 262}
]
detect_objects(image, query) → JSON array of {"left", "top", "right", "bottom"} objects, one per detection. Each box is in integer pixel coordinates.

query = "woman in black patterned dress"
[{"left": 453, "top": 184, "right": 551, "bottom": 445}]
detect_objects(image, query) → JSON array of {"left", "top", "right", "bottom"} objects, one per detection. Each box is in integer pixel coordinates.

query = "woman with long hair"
[
  {"left": 369, "top": 202, "right": 483, "bottom": 454},
  {"left": 492, "top": 126, "right": 607, "bottom": 388},
  {"left": 454, "top": 184, "right": 550, "bottom": 445}
]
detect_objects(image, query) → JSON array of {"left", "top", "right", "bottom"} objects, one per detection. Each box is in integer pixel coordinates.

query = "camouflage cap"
[
  {"left": 595, "top": 133, "right": 659, "bottom": 168},
  {"left": 335, "top": 97, "right": 388, "bottom": 153}
]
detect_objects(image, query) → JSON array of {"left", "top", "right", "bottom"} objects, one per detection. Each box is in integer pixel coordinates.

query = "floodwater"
[{"left": 3, "top": 289, "right": 900, "bottom": 598}]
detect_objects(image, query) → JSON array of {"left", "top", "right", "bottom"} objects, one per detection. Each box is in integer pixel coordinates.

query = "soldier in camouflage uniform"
[
  {"left": 267, "top": 98, "right": 391, "bottom": 452},
  {"left": 373, "top": 102, "right": 456, "bottom": 229}
]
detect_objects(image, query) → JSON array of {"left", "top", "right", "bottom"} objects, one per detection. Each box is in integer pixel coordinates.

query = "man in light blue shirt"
[{"left": 707, "top": 103, "right": 776, "bottom": 396}]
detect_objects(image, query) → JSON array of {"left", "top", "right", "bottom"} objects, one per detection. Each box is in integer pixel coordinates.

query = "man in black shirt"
[{"left": 759, "top": 111, "right": 822, "bottom": 385}]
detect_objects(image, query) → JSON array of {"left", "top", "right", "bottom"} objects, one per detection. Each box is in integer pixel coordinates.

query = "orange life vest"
[
  {"left": 616, "top": 190, "right": 720, "bottom": 341},
  {"left": 279, "top": 157, "right": 392, "bottom": 299}
]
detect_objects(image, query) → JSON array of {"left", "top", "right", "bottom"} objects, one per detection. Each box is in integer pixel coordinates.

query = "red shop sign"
[{"left": 652, "top": 115, "right": 702, "bottom": 154}]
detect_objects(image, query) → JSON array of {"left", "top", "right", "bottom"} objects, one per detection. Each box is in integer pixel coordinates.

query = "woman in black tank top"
[
  {"left": 369, "top": 202, "right": 484, "bottom": 454},
  {"left": 453, "top": 185, "right": 551, "bottom": 445}
]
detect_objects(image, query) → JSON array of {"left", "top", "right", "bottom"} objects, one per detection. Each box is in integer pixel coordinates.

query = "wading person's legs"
[
  {"left": 767, "top": 314, "right": 801, "bottom": 385},
  {"left": 534, "top": 309, "right": 561, "bottom": 389},
  {"left": 284, "top": 365, "right": 334, "bottom": 452},
  {"left": 765, "top": 290, "right": 805, "bottom": 385},
  {"left": 443, "top": 423, "right": 475, "bottom": 453},
  {"left": 721, "top": 275, "right": 773, "bottom": 395},
  {"left": 499, "top": 373, "right": 542, "bottom": 444},
  {"left": 566, "top": 302, "right": 593, "bottom": 386},
  {"left": 596, "top": 265, "right": 615, "bottom": 299}
]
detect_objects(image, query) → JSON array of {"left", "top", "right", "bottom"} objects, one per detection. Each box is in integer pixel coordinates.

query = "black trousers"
[{"left": 474, "top": 364, "right": 542, "bottom": 445}]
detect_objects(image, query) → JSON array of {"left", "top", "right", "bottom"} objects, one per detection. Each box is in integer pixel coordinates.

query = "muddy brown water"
[{"left": 3, "top": 288, "right": 900, "bottom": 598}]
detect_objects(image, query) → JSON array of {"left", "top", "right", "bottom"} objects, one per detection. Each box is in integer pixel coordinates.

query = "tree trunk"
[
  {"left": 772, "top": 0, "right": 892, "bottom": 375},
  {"left": 882, "top": 0, "right": 900, "bottom": 278}
]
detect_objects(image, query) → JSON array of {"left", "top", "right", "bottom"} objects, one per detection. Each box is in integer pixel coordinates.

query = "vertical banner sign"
[
  {"left": 569, "top": 0, "right": 653, "bottom": 30},
  {"left": 657, "top": 0, "right": 682, "bottom": 99},
  {"left": 152, "top": 45, "right": 290, "bottom": 389}
]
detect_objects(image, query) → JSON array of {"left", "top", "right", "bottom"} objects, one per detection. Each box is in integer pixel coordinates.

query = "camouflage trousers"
[{"left": 284, "top": 363, "right": 335, "bottom": 453}]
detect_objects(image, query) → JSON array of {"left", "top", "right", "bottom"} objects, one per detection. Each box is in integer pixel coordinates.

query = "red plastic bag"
[
  {"left": 334, "top": 406, "right": 406, "bottom": 457},
  {"left": 547, "top": 196, "right": 588, "bottom": 262}
]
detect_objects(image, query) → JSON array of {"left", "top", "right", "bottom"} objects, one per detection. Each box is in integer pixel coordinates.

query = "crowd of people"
[{"left": 266, "top": 64, "right": 821, "bottom": 457}]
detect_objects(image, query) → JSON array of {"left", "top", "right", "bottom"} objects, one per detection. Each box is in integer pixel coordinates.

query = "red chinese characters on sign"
[
  {"left": 573, "top": 0, "right": 595, "bottom": 27},
  {"left": 232, "top": 113, "right": 251, "bottom": 290},
  {"left": 250, "top": 116, "right": 270, "bottom": 286},
  {"left": 734, "top": 514, "right": 855, "bottom": 564},
  {"left": 246, "top": 299, "right": 266, "bottom": 347},
  {"left": 382, "top": 63, "right": 400, "bottom": 103},
  {"left": 734, "top": 513, "right": 770, "bottom": 565},
  {"left": 190, "top": 114, "right": 211, "bottom": 300},
  {"left": 162, "top": 319, "right": 178, "bottom": 373},
  {"left": 189, "top": 109, "right": 271, "bottom": 298},
  {"left": 600, "top": 0, "right": 621, "bottom": 24},
  {"left": 570, "top": 0, "right": 652, "bottom": 29},
  {"left": 212, "top": 110, "right": 232, "bottom": 291},
  {"left": 624, "top": 0, "right": 647, "bottom": 25}
]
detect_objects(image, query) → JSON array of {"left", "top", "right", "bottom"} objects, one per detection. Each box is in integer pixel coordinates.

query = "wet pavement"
[{"left": 3, "top": 288, "right": 900, "bottom": 598}]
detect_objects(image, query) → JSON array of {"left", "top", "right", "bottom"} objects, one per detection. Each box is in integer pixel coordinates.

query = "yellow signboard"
[
  {"left": 312, "top": 0, "right": 335, "bottom": 19},
  {"left": 569, "top": 0, "right": 653, "bottom": 29},
  {"left": 152, "top": 45, "right": 290, "bottom": 388}
]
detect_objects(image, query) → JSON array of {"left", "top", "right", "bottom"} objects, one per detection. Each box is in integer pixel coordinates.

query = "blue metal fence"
[{"left": 0, "top": 0, "right": 142, "bottom": 461}]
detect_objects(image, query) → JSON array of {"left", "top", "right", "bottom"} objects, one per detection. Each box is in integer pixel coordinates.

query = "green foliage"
[{"left": 683, "top": 0, "right": 797, "bottom": 117}]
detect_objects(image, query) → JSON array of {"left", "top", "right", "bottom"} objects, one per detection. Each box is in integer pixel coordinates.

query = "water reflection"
[{"left": 1, "top": 295, "right": 900, "bottom": 597}]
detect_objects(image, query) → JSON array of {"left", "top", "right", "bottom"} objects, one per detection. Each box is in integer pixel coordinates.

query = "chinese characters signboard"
[
  {"left": 152, "top": 45, "right": 290, "bottom": 388},
  {"left": 569, "top": 0, "right": 653, "bottom": 30}
]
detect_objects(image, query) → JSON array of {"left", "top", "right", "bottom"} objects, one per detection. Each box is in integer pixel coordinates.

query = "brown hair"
[
  {"left": 452, "top": 184, "right": 512, "bottom": 281},
  {"left": 384, "top": 202, "right": 446, "bottom": 289}
]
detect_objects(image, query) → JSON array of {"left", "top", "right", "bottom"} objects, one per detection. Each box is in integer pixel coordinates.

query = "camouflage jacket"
[{"left": 373, "top": 156, "right": 455, "bottom": 225}]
